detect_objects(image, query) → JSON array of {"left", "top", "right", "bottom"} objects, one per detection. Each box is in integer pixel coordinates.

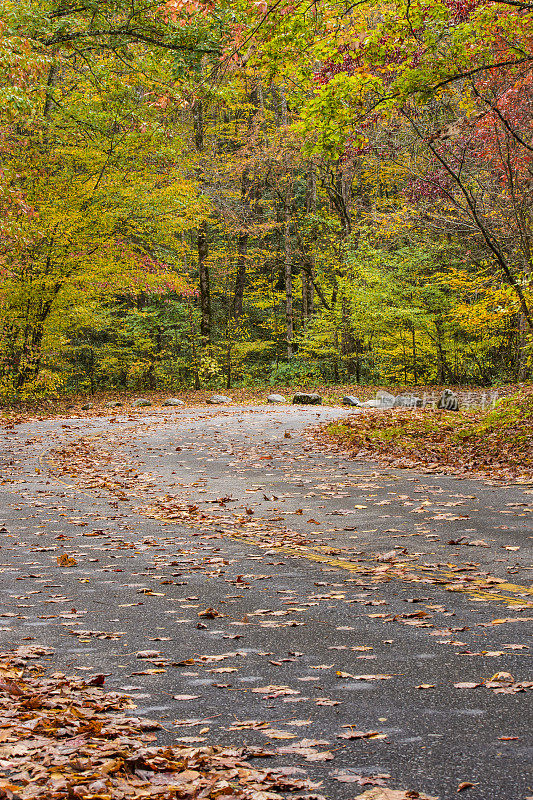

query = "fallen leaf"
[
  {"left": 173, "top": 694, "right": 201, "bottom": 701},
  {"left": 198, "top": 608, "right": 221, "bottom": 618},
  {"left": 57, "top": 554, "right": 77, "bottom": 567},
  {"left": 330, "top": 771, "right": 391, "bottom": 786},
  {"left": 337, "top": 730, "right": 385, "bottom": 740},
  {"left": 489, "top": 671, "right": 514, "bottom": 682},
  {"left": 454, "top": 682, "right": 482, "bottom": 689}
]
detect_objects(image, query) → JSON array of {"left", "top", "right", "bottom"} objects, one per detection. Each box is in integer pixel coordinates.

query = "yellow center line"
[
  {"left": 208, "top": 533, "right": 533, "bottom": 607},
  {"left": 40, "top": 452, "right": 532, "bottom": 608}
]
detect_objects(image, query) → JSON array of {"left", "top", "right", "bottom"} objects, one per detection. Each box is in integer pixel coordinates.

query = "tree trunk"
[
  {"left": 233, "top": 169, "right": 251, "bottom": 318},
  {"left": 225, "top": 337, "right": 232, "bottom": 390},
  {"left": 341, "top": 295, "right": 357, "bottom": 376},
  {"left": 284, "top": 210, "right": 293, "bottom": 357},
  {"left": 411, "top": 325, "right": 418, "bottom": 384},
  {"left": 198, "top": 220, "right": 211, "bottom": 343},
  {"left": 233, "top": 85, "right": 264, "bottom": 318},
  {"left": 517, "top": 312, "right": 529, "bottom": 381},
  {"left": 435, "top": 321, "right": 448, "bottom": 383},
  {"left": 304, "top": 165, "right": 317, "bottom": 320},
  {"left": 187, "top": 303, "right": 201, "bottom": 389},
  {"left": 43, "top": 61, "right": 59, "bottom": 119},
  {"left": 233, "top": 232, "right": 249, "bottom": 318},
  {"left": 193, "top": 100, "right": 204, "bottom": 151},
  {"left": 355, "top": 338, "right": 362, "bottom": 383},
  {"left": 280, "top": 90, "right": 293, "bottom": 357},
  {"left": 301, "top": 275, "right": 308, "bottom": 327}
]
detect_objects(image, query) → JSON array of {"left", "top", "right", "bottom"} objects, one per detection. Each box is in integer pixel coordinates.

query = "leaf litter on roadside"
[{"left": 0, "top": 646, "right": 320, "bottom": 800}]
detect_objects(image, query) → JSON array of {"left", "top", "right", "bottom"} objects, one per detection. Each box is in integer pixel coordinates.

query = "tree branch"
[{"left": 43, "top": 28, "right": 219, "bottom": 53}]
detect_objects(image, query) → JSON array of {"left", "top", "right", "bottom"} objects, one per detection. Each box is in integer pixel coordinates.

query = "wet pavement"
[{"left": 0, "top": 404, "right": 531, "bottom": 799}]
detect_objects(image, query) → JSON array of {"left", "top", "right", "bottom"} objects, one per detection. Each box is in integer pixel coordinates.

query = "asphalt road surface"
[{"left": 1, "top": 404, "right": 532, "bottom": 799}]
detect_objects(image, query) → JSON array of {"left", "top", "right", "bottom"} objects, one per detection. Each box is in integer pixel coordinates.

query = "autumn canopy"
[{"left": 1, "top": 0, "right": 532, "bottom": 398}]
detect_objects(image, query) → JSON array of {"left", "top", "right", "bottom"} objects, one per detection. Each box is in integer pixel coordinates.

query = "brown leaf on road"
[
  {"left": 198, "top": 607, "right": 221, "bottom": 618},
  {"left": 57, "top": 554, "right": 77, "bottom": 567},
  {"left": 136, "top": 650, "right": 161, "bottom": 659},
  {"left": 277, "top": 740, "right": 334, "bottom": 761},
  {"left": 337, "top": 729, "right": 385, "bottom": 740},
  {"left": 175, "top": 735, "right": 207, "bottom": 743},
  {"left": 336, "top": 671, "right": 393, "bottom": 680},
  {"left": 263, "top": 729, "right": 297, "bottom": 740},
  {"left": 489, "top": 671, "right": 514, "bottom": 682},
  {"left": 314, "top": 698, "right": 341, "bottom": 706},
  {"left": 454, "top": 682, "right": 482, "bottom": 689},
  {"left": 173, "top": 694, "right": 201, "bottom": 701},
  {"left": 376, "top": 549, "right": 406, "bottom": 562},
  {"left": 457, "top": 781, "right": 478, "bottom": 791},
  {"left": 305, "top": 750, "right": 334, "bottom": 762},
  {"left": 0, "top": 679, "right": 25, "bottom": 697},
  {"left": 330, "top": 771, "right": 391, "bottom": 785},
  {"left": 252, "top": 685, "right": 300, "bottom": 698},
  {"left": 86, "top": 674, "right": 106, "bottom": 687}
]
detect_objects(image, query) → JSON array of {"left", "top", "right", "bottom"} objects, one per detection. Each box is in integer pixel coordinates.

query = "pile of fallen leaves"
[
  {"left": 0, "top": 646, "right": 315, "bottom": 800},
  {"left": 319, "top": 389, "right": 533, "bottom": 483}
]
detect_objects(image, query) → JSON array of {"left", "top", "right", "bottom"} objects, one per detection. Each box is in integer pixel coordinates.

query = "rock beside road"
[
  {"left": 393, "top": 394, "right": 422, "bottom": 408},
  {"left": 437, "top": 389, "right": 460, "bottom": 411},
  {"left": 267, "top": 394, "right": 287, "bottom": 403},
  {"left": 162, "top": 398, "right": 185, "bottom": 406},
  {"left": 376, "top": 390, "right": 396, "bottom": 408},
  {"left": 132, "top": 398, "right": 152, "bottom": 408},
  {"left": 292, "top": 392, "right": 322, "bottom": 405},
  {"left": 343, "top": 395, "right": 362, "bottom": 407},
  {"left": 207, "top": 395, "right": 232, "bottom": 404},
  {"left": 360, "top": 390, "right": 396, "bottom": 409}
]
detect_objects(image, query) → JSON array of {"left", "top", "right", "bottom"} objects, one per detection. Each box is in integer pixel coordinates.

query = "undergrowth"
[{"left": 323, "top": 389, "right": 533, "bottom": 482}]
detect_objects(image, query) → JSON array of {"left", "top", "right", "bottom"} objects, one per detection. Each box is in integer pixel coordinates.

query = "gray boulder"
[
  {"left": 375, "top": 390, "right": 396, "bottom": 408},
  {"left": 343, "top": 395, "right": 362, "bottom": 407},
  {"left": 132, "top": 398, "right": 152, "bottom": 408},
  {"left": 162, "top": 398, "right": 185, "bottom": 406},
  {"left": 81, "top": 403, "right": 94, "bottom": 410},
  {"left": 292, "top": 393, "right": 322, "bottom": 405},
  {"left": 105, "top": 400, "right": 122, "bottom": 408},
  {"left": 267, "top": 394, "right": 287, "bottom": 403},
  {"left": 207, "top": 395, "right": 232, "bottom": 404},
  {"left": 437, "top": 389, "right": 460, "bottom": 411},
  {"left": 359, "top": 399, "right": 381, "bottom": 408},
  {"left": 393, "top": 393, "right": 422, "bottom": 408}
]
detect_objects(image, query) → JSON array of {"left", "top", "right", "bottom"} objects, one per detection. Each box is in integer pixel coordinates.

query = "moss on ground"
[{"left": 323, "top": 389, "right": 533, "bottom": 482}]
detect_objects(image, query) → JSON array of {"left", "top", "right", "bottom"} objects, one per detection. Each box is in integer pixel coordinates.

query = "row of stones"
[{"left": 79, "top": 388, "right": 498, "bottom": 411}]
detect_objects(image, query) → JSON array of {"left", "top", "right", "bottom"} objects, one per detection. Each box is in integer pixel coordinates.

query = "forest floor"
[
  {"left": 0, "top": 403, "right": 531, "bottom": 800},
  {"left": 0, "top": 383, "right": 524, "bottom": 425},
  {"left": 319, "top": 387, "right": 533, "bottom": 484}
]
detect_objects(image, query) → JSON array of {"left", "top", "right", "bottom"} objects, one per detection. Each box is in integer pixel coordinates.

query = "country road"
[{"left": 1, "top": 404, "right": 532, "bottom": 799}]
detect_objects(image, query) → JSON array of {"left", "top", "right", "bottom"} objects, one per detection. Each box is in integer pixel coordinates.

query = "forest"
[{"left": 1, "top": 0, "right": 532, "bottom": 400}]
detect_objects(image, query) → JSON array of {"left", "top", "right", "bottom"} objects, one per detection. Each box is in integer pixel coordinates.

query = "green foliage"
[{"left": 1, "top": 0, "right": 531, "bottom": 401}]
